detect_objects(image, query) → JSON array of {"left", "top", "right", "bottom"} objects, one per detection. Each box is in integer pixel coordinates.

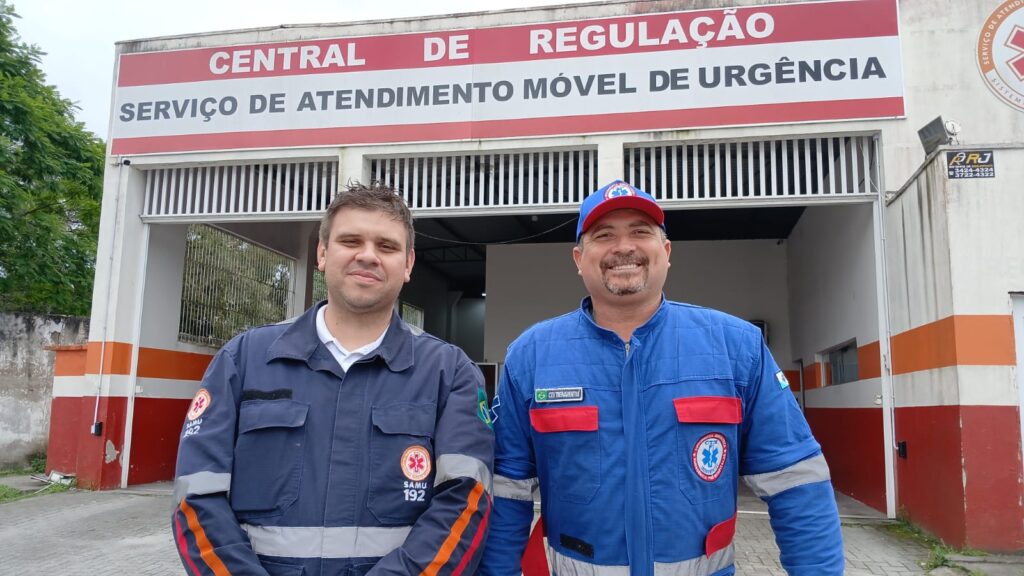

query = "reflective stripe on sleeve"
[
  {"left": 240, "top": 525, "right": 412, "bottom": 559},
  {"left": 173, "top": 471, "right": 232, "bottom": 502},
  {"left": 742, "top": 453, "right": 832, "bottom": 499},
  {"left": 549, "top": 544, "right": 734, "bottom": 576},
  {"left": 492, "top": 474, "right": 538, "bottom": 502},
  {"left": 435, "top": 454, "right": 492, "bottom": 491}
]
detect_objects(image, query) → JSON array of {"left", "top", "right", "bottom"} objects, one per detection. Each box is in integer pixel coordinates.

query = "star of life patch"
[
  {"left": 401, "top": 445, "right": 432, "bottom": 482},
  {"left": 692, "top": 432, "right": 728, "bottom": 482},
  {"left": 775, "top": 370, "right": 790, "bottom": 389},
  {"left": 187, "top": 388, "right": 211, "bottom": 421},
  {"left": 534, "top": 387, "right": 584, "bottom": 403},
  {"left": 605, "top": 181, "right": 636, "bottom": 199},
  {"left": 489, "top": 394, "right": 501, "bottom": 425}
]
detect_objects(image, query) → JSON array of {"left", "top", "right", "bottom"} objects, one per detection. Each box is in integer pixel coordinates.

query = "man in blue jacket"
[
  {"left": 479, "top": 180, "right": 843, "bottom": 576},
  {"left": 172, "top": 183, "right": 493, "bottom": 576}
]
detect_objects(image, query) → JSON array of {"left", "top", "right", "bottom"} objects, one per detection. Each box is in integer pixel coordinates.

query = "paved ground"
[{"left": 0, "top": 476, "right": 971, "bottom": 575}]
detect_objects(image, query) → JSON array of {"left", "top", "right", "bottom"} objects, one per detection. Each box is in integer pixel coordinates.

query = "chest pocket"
[
  {"left": 674, "top": 396, "right": 742, "bottom": 505},
  {"left": 529, "top": 406, "right": 600, "bottom": 504},
  {"left": 368, "top": 403, "right": 436, "bottom": 525},
  {"left": 231, "top": 400, "right": 309, "bottom": 518}
]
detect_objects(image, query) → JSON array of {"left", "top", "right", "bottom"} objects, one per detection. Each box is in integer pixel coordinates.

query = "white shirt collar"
[{"left": 315, "top": 304, "right": 388, "bottom": 371}]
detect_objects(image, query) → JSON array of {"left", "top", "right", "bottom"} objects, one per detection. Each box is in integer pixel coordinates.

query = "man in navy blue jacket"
[
  {"left": 479, "top": 181, "right": 843, "bottom": 576},
  {"left": 173, "top": 183, "right": 493, "bottom": 576}
]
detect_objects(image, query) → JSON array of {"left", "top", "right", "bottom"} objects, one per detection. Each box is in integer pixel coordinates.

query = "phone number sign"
[{"left": 946, "top": 150, "right": 995, "bottom": 179}]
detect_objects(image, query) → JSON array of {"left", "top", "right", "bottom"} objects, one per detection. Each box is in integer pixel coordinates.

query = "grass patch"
[
  {"left": 0, "top": 480, "right": 73, "bottom": 505},
  {"left": 0, "top": 485, "right": 24, "bottom": 504},
  {"left": 882, "top": 519, "right": 989, "bottom": 570}
]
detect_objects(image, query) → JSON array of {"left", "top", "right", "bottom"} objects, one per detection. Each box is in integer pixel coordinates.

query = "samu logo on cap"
[{"left": 604, "top": 181, "right": 637, "bottom": 199}]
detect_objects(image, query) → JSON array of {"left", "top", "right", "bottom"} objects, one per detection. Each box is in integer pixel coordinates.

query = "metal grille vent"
[
  {"left": 370, "top": 149, "right": 598, "bottom": 212},
  {"left": 625, "top": 135, "right": 879, "bottom": 201},
  {"left": 179, "top": 224, "right": 293, "bottom": 348},
  {"left": 143, "top": 160, "right": 338, "bottom": 219}
]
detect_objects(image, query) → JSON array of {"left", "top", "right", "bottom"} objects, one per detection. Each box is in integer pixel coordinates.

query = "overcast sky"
[{"left": 13, "top": 0, "right": 593, "bottom": 140}]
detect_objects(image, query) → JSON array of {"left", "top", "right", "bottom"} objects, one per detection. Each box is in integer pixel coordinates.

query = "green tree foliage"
[
  {"left": 179, "top": 225, "right": 293, "bottom": 347},
  {"left": 0, "top": 2, "right": 104, "bottom": 315}
]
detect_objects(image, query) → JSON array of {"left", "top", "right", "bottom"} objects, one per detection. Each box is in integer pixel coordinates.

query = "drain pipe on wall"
[{"left": 90, "top": 157, "right": 129, "bottom": 437}]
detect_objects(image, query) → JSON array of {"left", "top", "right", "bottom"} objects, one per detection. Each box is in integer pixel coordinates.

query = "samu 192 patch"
[
  {"left": 187, "top": 388, "right": 211, "bottom": 421},
  {"left": 477, "top": 387, "right": 492, "bottom": 428},
  {"left": 401, "top": 445, "right": 432, "bottom": 481}
]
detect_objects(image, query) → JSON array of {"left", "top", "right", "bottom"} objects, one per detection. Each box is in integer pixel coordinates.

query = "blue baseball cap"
[{"left": 576, "top": 180, "right": 665, "bottom": 242}]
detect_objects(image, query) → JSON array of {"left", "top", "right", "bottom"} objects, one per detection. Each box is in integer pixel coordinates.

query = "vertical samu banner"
[{"left": 110, "top": 0, "right": 904, "bottom": 155}]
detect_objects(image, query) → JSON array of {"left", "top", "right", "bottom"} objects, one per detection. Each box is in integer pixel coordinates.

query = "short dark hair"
[{"left": 318, "top": 182, "right": 414, "bottom": 252}]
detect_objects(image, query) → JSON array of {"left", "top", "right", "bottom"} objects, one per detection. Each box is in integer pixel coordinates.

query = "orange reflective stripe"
[
  {"left": 179, "top": 500, "right": 231, "bottom": 576},
  {"left": 420, "top": 481, "right": 485, "bottom": 576}
]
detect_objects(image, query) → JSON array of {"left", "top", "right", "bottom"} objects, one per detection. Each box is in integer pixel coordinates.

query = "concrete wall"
[
  {"left": 786, "top": 202, "right": 886, "bottom": 511},
  {"left": 883, "top": 146, "right": 1024, "bottom": 549},
  {"left": 485, "top": 238, "right": 791, "bottom": 367},
  {"left": 0, "top": 313, "right": 88, "bottom": 469}
]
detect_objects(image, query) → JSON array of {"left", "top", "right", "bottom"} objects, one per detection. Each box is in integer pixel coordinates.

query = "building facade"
[{"left": 46, "top": 0, "right": 1024, "bottom": 550}]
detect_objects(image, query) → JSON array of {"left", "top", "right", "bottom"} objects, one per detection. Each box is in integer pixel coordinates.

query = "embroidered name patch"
[
  {"left": 692, "top": 432, "right": 728, "bottom": 482},
  {"left": 401, "top": 445, "right": 432, "bottom": 481},
  {"left": 534, "top": 387, "right": 584, "bottom": 403}
]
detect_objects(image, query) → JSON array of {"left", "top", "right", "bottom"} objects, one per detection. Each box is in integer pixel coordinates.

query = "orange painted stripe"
[
  {"left": 891, "top": 315, "right": 1015, "bottom": 375},
  {"left": 54, "top": 348, "right": 89, "bottom": 377},
  {"left": 138, "top": 348, "right": 214, "bottom": 381},
  {"left": 858, "top": 341, "right": 881, "bottom": 380},
  {"left": 803, "top": 362, "right": 822, "bottom": 390},
  {"left": 85, "top": 341, "right": 133, "bottom": 375},
  {"left": 420, "top": 482, "right": 485, "bottom": 576},
  {"left": 783, "top": 370, "right": 801, "bottom": 391},
  {"left": 82, "top": 343, "right": 215, "bottom": 380},
  {"left": 179, "top": 500, "right": 231, "bottom": 576}
]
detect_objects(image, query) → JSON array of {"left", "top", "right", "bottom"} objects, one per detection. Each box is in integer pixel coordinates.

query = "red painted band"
[{"left": 117, "top": 0, "right": 898, "bottom": 87}]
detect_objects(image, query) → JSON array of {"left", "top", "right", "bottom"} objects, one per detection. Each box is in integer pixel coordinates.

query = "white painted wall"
[
  {"left": 884, "top": 146, "right": 1024, "bottom": 408},
  {"left": 787, "top": 203, "right": 880, "bottom": 363},
  {"left": 484, "top": 239, "right": 792, "bottom": 367},
  {"left": 945, "top": 148, "right": 1024, "bottom": 315},
  {"left": 884, "top": 163, "right": 955, "bottom": 335}
]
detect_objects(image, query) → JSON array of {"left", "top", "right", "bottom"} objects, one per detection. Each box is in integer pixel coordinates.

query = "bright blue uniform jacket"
[
  {"left": 479, "top": 298, "right": 843, "bottom": 576},
  {"left": 172, "top": 303, "right": 494, "bottom": 576}
]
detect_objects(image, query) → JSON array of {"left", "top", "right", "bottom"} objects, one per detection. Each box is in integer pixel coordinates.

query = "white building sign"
[{"left": 111, "top": 0, "right": 904, "bottom": 154}]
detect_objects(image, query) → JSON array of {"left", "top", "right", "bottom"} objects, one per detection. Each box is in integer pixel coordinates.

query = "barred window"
[
  {"left": 179, "top": 224, "right": 293, "bottom": 348},
  {"left": 311, "top": 269, "right": 328, "bottom": 303}
]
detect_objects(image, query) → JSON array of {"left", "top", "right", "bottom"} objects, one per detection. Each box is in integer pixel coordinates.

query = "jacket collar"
[
  {"left": 266, "top": 301, "right": 414, "bottom": 374},
  {"left": 579, "top": 295, "right": 669, "bottom": 340}
]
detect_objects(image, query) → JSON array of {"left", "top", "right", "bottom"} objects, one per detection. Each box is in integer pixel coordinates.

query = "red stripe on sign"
[
  {"left": 674, "top": 396, "right": 742, "bottom": 424},
  {"left": 705, "top": 513, "right": 737, "bottom": 557},
  {"left": 530, "top": 406, "right": 599, "bottom": 433},
  {"left": 117, "top": 0, "right": 898, "bottom": 86},
  {"left": 110, "top": 97, "right": 904, "bottom": 155}
]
